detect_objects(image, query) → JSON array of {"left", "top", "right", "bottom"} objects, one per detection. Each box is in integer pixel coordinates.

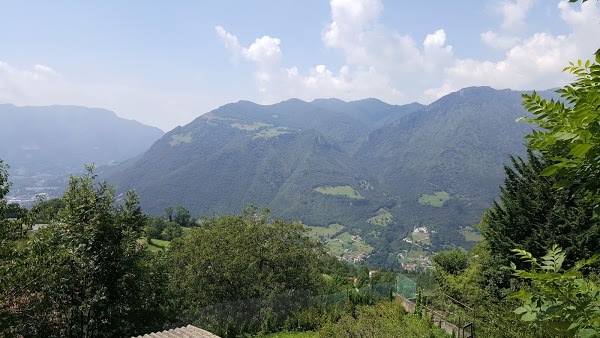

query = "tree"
[
  {"left": 143, "top": 216, "right": 166, "bottom": 243},
  {"left": 356, "top": 265, "right": 370, "bottom": 289},
  {"left": 509, "top": 245, "right": 600, "bottom": 337},
  {"left": 168, "top": 207, "right": 324, "bottom": 334},
  {"left": 0, "top": 160, "right": 10, "bottom": 219},
  {"left": 479, "top": 152, "right": 600, "bottom": 292},
  {"left": 0, "top": 168, "right": 168, "bottom": 337},
  {"left": 33, "top": 198, "right": 66, "bottom": 223},
  {"left": 173, "top": 206, "right": 191, "bottom": 227},
  {"left": 520, "top": 55, "right": 600, "bottom": 198},
  {"left": 164, "top": 206, "right": 174, "bottom": 222},
  {"left": 160, "top": 221, "right": 183, "bottom": 241},
  {"left": 432, "top": 249, "right": 469, "bottom": 275}
]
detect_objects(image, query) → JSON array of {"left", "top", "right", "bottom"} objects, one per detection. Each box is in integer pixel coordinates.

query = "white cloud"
[
  {"left": 216, "top": 0, "right": 457, "bottom": 104},
  {"left": 481, "top": 31, "right": 520, "bottom": 49},
  {"left": 428, "top": 1, "right": 600, "bottom": 99},
  {"left": 0, "top": 61, "right": 226, "bottom": 131},
  {"left": 496, "top": 0, "right": 534, "bottom": 33},
  {"left": 479, "top": 0, "right": 534, "bottom": 50},
  {"left": 497, "top": 0, "right": 535, "bottom": 33},
  {"left": 214, "top": 26, "right": 281, "bottom": 65},
  {"left": 0, "top": 62, "right": 62, "bottom": 103}
]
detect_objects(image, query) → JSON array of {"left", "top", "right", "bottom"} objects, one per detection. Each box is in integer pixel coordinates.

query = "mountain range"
[
  {"left": 0, "top": 104, "right": 163, "bottom": 201},
  {"left": 104, "top": 86, "right": 552, "bottom": 266}
]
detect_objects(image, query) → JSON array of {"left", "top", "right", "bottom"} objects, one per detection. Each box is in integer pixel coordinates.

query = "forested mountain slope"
[{"left": 107, "top": 88, "right": 552, "bottom": 263}]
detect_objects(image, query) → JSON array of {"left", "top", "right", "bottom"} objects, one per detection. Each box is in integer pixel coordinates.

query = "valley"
[{"left": 1, "top": 88, "right": 554, "bottom": 267}]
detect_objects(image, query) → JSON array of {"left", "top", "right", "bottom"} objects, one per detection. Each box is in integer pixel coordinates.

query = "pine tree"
[{"left": 480, "top": 152, "right": 600, "bottom": 292}]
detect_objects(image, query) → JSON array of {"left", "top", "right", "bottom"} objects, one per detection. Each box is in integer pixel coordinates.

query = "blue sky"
[{"left": 0, "top": 0, "right": 598, "bottom": 131}]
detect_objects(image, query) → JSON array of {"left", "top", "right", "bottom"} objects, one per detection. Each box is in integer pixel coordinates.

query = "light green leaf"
[
  {"left": 569, "top": 143, "right": 593, "bottom": 157},
  {"left": 521, "top": 311, "right": 537, "bottom": 321},
  {"left": 577, "top": 328, "right": 598, "bottom": 338},
  {"left": 541, "top": 165, "right": 559, "bottom": 176},
  {"left": 554, "top": 131, "right": 578, "bottom": 141}
]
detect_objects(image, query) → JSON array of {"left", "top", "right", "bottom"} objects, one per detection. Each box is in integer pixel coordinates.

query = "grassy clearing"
[
  {"left": 230, "top": 122, "right": 272, "bottom": 131},
  {"left": 418, "top": 191, "right": 450, "bottom": 207},
  {"left": 307, "top": 223, "right": 345, "bottom": 239},
  {"left": 406, "top": 250, "right": 428, "bottom": 259},
  {"left": 367, "top": 208, "right": 393, "bottom": 226},
  {"left": 326, "top": 232, "right": 373, "bottom": 257},
  {"left": 461, "top": 229, "right": 483, "bottom": 242},
  {"left": 253, "top": 127, "right": 290, "bottom": 139},
  {"left": 139, "top": 238, "right": 171, "bottom": 252},
  {"left": 263, "top": 332, "right": 318, "bottom": 338},
  {"left": 313, "top": 185, "right": 364, "bottom": 199},
  {"left": 169, "top": 132, "right": 193, "bottom": 146},
  {"left": 411, "top": 232, "right": 430, "bottom": 245}
]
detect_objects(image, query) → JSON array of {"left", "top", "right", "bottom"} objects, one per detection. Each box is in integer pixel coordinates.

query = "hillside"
[
  {"left": 106, "top": 88, "right": 550, "bottom": 266},
  {"left": 0, "top": 104, "right": 164, "bottom": 202}
]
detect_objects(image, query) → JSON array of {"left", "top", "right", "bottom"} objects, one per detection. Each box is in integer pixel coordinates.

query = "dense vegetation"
[
  {"left": 2, "top": 2, "right": 599, "bottom": 334},
  {"left": 2, "top": 163, "right": 433, "bottom": 337},
  {"left": 106, "top": 88, "right": 558, "bottom": 266}
]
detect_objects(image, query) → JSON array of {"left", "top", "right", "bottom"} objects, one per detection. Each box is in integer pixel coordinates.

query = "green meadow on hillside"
[
  {"left": 313, "top": 185, "right": 364, "bottom": 199},
  {"left": 418, "top": 191, "right": 450, "bottom": 207}
]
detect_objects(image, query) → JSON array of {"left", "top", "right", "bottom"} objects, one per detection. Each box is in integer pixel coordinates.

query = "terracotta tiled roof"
[{"left": 132, "top": 324, "right": 220, "bottom": 338}]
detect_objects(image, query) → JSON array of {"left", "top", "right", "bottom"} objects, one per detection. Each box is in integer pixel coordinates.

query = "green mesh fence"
[{"left": 396, "top": 274, "right": 417, "bottom": 299}]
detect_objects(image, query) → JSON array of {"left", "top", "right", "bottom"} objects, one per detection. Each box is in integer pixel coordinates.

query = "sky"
[{"left": 1, "top": 0, "right": 599, "bottom": 131}]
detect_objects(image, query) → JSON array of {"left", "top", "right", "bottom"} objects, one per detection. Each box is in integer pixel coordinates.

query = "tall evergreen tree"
[{"left": 479, "top": 152, "right": 600, "bottom": 293}]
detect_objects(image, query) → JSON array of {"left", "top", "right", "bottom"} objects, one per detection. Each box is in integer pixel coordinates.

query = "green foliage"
[
  {"left": 109, "top": 90, "right": 540, "bottom": 261},
  {"left": 173, "top": 205, "right": 191, "bottom": 226},
  {"left": 0, "top": 160, "right": 11, "bottom": 218},
  {"left": 509, "top": 245, "right": 600, "bottom": 337},
  {"left": 432, "top": 249, "right": 469, "bottom": 275},
  {"left": 430, "top": 245, "right": 550, "bottom": 338},
  {"left": 264, "top": 332, "right": 318, "bottom": 338},
  {"left": 31, "top": 198, "right": 65, "bottom": 223},
  {"left": 168, "top": 207, "right": 325, "bottom": 334},
  {"left": 161, "top": 221, "right": 183, "bottom": 241},
  {"left": 366, "top": 208, "right": 393, "bottom": 226},
  {"left": 319, "top": 301, "right": 449, "bottom": 338},
  {"left": 520, "top": 56, "right": 600, "bottom": 197},
  {"left": 144, "top": 216, "right": 166, "bottom": 242},
  {"left": 355, "top": 265, "right": 370, "bottom": 289},
  {"left": 313, "top": 186, "right": 364, "bottom": 199},
  {"left": 418, "top": 191, "right": 451, "bottom": 207},
  {"left": 479, "top": 152, "right": 600, "bottom": 293},
  {"left": 0, "top": 168, "right": 170, "bottom": 337}
]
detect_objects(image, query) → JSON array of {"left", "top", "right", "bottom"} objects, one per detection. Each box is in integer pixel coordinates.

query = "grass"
[
  {"left": 169, "top": 132, "right": 192, "bottom": 146},
  {"left": 418, "top": 191, "right": 450, "bottom": 207},
  {"left": 304, "top": 224, "right": 372, "bottom": 257},
  {"left": 253, "top": 127, "right": 290, "bottom": 139},
  {"left": 306, "top": 223, "right": 345, "bottom": 239},
  {"left": 406, "top": 250, "right": 428, "bottom": 259},
  {"left": 138, "top": 238, "right": 172, "bottom": 252},
  {"left": 411, "top": 232, "right": 430, "bottom": 245},
  {"left": 325, "top": 232, "right": 373, "bottom": 257},
  {"left": 461, "top": 229, "right": 483, "bottom": 242},
  {"left": 313, "top": 185, "right": 364, "bottom": 199},
  {"left": 263, "top": 332, "right": 318, "bottom": 338},
  {"left": 230, "top": 122, "right": 272, "bottom": 131},
  {"left": 367, "top": 208, "right": 393, "bottom": 226}
]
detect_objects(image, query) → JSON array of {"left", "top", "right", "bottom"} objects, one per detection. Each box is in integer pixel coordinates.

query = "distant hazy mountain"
[
  {"left": 106, "top": 88, "right": 550, "bottom": 265},
  {"left": 0, "top": 104, "right": 163, "bottom": 197}
]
